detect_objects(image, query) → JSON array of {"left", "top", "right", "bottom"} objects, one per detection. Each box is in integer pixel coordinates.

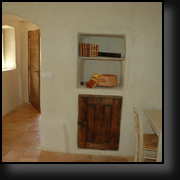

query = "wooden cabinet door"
[
  {"left": 28, "top": 30, "right": 40, "bottom": 112},
  {"left": 78, "top": 95, "right": 122, "bottom": 150}
]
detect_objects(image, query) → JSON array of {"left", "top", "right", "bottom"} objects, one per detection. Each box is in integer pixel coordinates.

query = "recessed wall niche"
[{"left": 77, "top": 33, "right": 126, "bottom": 90}]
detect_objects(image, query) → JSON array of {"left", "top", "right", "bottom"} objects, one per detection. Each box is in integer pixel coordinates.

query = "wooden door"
[
  {"left": 78, "top": 95, "right": 122, "bottom": 150},
  {"left": 28, "top": 29, "right": 40, "bottom": 112}
]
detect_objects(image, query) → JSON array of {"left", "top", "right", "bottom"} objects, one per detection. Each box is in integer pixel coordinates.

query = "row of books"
[{"left": 79, "top": 43, "right": 99, "bottom": 57}]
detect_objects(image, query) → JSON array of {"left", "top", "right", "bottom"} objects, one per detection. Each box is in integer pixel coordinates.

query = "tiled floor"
[{"left": 2, "top": 104, "right": 133, "bottom": 162}]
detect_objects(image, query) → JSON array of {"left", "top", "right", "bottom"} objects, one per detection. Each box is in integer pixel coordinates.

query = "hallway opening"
[{"left": 2, "top": 14, "right": 41, "bottom": 116}]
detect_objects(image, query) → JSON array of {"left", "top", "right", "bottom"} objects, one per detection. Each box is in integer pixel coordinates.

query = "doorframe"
[{"left": 28, "top": 29, "right": 41, "bottom": 112}]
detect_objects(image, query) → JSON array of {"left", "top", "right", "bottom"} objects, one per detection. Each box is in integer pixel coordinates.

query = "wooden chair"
[{"left": 133, "top": 107, "right": 158, "bottom": 162}]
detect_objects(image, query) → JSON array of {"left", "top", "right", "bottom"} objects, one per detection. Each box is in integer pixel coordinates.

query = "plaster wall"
[{"left": 2, "top": 2, "right": 162, "bottom": 156}]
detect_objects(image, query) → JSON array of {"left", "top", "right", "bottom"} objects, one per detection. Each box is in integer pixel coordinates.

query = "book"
[
  {"left": 90, "top": 44, "right": 92, "bottom": 57},
  {"left": 84, "top": 43, "right": 87, "bottom": 56},
  {"left": 80, "top": 43, "right": 100, "bottom": 57},
  {"left": 93, "top": 44, "right": 96, "bottom": 56},
  {"left": 87, "top": 44, "right": 90, "bottom": 57},
  {"left": 80, "top": 43, "right": 83, "bottom": 56}
]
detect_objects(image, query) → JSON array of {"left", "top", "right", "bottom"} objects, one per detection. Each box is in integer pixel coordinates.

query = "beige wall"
[
  {"left": 2, "top": 2, "right": 162, "bottom": 156},
  {"left": 3, "top": 27, "right": 16, "bottom": 68},
  {"left": 2, "top": 15, "right": 25, "bottom": 116}
]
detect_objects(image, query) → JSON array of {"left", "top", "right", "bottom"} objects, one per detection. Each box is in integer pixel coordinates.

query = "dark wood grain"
[{"left": 78, "top": 95, "right": 122, "bottom": 150}]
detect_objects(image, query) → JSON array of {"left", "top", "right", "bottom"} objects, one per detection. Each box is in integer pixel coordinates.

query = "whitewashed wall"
[
  {"left": 2, "top": 15, "right": 25, "bottom": 116},
  {"left": 2, "top": 2, "right": 162, "bottom": 156}
]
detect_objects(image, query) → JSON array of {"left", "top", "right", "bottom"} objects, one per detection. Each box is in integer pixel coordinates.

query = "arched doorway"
[{"left": 2, "top": 14, "right": 41, "bottom": 114}]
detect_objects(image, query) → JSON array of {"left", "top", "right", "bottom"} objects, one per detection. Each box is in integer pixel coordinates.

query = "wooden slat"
[{"left": 78, "top": 95, "right": 122, "bottom": 150}]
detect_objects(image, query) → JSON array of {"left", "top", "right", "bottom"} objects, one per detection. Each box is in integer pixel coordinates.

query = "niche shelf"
[
  {"left": 77, "top": 33, "right": 126, "bottom": 90},
  {"left": 79, "top": 56, "right": 125, "bottom": 61}
]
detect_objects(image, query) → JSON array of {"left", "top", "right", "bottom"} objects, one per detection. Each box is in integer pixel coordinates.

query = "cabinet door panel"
[
  {"left": 87, "top": 104, "right": 96, "bottom": 142},
  {"left": 78, "top": 97, "right": 88, "bottom": 148},
  {"left": 103, "top": 104, "right": 113, "bottom": 142},
  {"left": 78, "top": 95, "right": 122, "bottom": 150}
]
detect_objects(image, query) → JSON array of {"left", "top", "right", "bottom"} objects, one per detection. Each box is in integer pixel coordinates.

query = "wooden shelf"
[
  {"left": 79, "top": 56, "right": 125, "bottom": 61},
  {"left": 78, "top": 84, "right": 122, "bottom": 91},
  {"left": 77, "top": 33, "right": 126, "bottom": 89}
]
